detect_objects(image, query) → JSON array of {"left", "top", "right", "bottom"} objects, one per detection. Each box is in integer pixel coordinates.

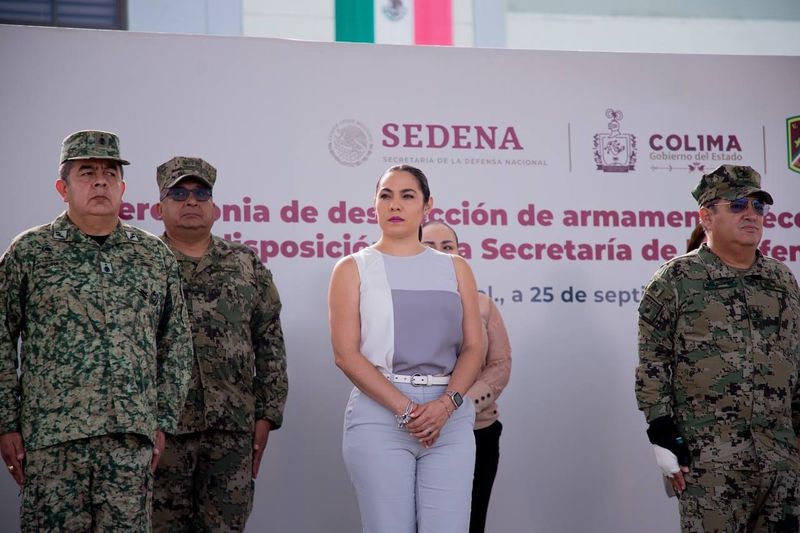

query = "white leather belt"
[{"left": 384, "top": 373, "right": 450, "bottom": 386}]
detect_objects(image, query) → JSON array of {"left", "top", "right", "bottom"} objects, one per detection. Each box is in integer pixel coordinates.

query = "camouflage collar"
[
  {"left": 51, "top": 212, "right": 138, "bottom": 247},
  {"left": 697, "top": 243, "right": 764, "bottom": 278},
  {"left": 162, "top": 233, "right": 232, "bottom": 273}
]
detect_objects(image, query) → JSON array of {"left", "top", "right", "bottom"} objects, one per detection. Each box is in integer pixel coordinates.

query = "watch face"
[{"left": 451, "top": 391, "right": 463, "bottom": 408}]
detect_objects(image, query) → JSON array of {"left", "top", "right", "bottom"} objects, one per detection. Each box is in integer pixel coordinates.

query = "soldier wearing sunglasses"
[
  {"left": 152, "top": 157, "right": 288, "bottom": 532},
  {"left": 636, "top": 164, "right": 800, "bottom": 531}
]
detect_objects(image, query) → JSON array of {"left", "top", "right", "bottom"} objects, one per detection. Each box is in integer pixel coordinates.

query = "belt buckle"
[{"left": 410, "top": 373, "right": 426, "bottom": 386}]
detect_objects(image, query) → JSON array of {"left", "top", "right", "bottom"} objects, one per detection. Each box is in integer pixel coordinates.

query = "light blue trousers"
[{"left": 343, "top": 383, "right": 476, "bottom": 533}]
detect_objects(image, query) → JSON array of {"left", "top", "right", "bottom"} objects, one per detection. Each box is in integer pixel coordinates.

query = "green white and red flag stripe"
[{"left": 335, "top": 0, "right": 452, "bottom": 45}]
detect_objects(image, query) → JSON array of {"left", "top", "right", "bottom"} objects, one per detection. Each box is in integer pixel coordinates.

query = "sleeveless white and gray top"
[{"left": 353, "top": 246, "right": 463, "bottom": 376}]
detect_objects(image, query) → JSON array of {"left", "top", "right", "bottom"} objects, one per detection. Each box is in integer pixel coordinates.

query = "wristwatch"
[{"left": 446, "top": 390, "right": 463, "bottom": 410}]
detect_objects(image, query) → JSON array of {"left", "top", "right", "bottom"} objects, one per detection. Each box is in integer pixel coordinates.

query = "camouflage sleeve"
[
  {"left": 793, "top": 359, "right": 800, "bottom": 436},
  {"left": 155, "top": 249, "right": 193, "bottom": 434},
  {"left": 635, "top": 271, "right": 678, "bottom": 423},
  {"left": 251, "top": 257, "right": 288, "bottom": 429},
  {"left": 0, "top": 243, "right": 23, "bottom": 434},
  {"left": 788, "top": 273, "right": 800, "bottom": 435}
]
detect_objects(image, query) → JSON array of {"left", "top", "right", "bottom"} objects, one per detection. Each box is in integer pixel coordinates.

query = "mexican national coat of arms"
[{"left": 382, "top": 0, "right": 407, "bottom": 22}]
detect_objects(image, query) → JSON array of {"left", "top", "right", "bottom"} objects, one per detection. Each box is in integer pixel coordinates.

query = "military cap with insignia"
[
  {"left": 157, "top": 156, "right": 217, "bottom": 190},
  {"left": 691, "top": 164, "right": 773, "bottom": 206},
  {"left": 60, "top": 130, "right": 130, "bottom": 166}
]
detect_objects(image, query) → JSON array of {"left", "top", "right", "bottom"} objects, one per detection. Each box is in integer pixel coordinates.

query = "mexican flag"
[{"left": 336, "top": 0, "right": 452, "bottom": 45}]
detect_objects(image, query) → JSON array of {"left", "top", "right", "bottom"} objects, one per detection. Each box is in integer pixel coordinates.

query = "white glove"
[{"left": 652, "top": 444, "right": 680, "bottom": 476}]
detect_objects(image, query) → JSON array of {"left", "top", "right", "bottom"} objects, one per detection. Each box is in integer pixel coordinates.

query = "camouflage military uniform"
[
  {"left": 153, "top": 234, "right": 288, "bottom": 532},
  {"left": 636, "top": 244, "right": 800, "bottom": 532},
  {"left": 0, "top": 213, "right": 193, "bottom": 531},
  {"left": 22, "top": 434, "right": 154, "bottom": 531}
]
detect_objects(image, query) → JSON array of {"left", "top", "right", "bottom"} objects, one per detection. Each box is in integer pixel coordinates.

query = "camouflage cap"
[
  {"left": 691, "top": 164, "right": 773, "bottom": 206},
  {"left": 157, "top": 156, "right": 217, "bottom": 190},
  {"left": 60, "top": 130, "right": 130, "bottom": 165}
]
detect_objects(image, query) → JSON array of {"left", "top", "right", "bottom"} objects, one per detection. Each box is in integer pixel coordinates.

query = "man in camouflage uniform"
[
  {"left": 151, "top": 156, "right": 288, "bottom": 532},
  {"left": 0, "top": 130, "right": 193, "bottom": 531},
  {"left": 636, "top": 164, "right": 800, "bottom": 532}
]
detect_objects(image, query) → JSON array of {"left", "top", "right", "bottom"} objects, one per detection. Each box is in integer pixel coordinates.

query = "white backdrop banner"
[{"left": 1, "top": 24, "right": 799, "bottom": 532}]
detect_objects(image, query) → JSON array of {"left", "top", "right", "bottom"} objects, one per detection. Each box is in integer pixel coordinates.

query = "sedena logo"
[
  {"left": 328, "top": 120, "right": 373, "bottom": 167},
  {"left": 381, "top": 123, "right": 523, "bottom": 150}
]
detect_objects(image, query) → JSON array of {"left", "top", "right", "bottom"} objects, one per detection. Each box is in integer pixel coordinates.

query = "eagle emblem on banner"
[
  {"left": 328, "top": 119, "right": 373, "bottom": 167},
  {"left": 787, "top": 116, "right": 800, "bottom": 174},
  {"left": 594, "top": 108, "right": 636, "bottom": 173},
  {"left": 382, "top": 0, "right": 407, "bottom": 22}
]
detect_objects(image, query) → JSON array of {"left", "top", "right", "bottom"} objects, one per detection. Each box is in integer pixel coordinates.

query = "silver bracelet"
[{"left": 395, "top": 401, "right": 414, "bottom": 429}]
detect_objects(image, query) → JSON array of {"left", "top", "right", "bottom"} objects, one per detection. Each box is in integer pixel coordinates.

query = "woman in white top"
[{"left": 328, "top": 165, "right": 483, "bottom": 533}]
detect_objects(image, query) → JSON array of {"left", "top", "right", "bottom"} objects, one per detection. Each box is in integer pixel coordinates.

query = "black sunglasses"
[
  {"left": 161, "top": 187, "right": 212, "bottom": 202},
  {"left": 711, "top": 197, "right": 769, "bottom": 216}
]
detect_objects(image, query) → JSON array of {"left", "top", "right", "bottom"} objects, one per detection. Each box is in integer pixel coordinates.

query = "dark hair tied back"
[{"left": 376, "top": 165, "right": 431, "bottom": 203}]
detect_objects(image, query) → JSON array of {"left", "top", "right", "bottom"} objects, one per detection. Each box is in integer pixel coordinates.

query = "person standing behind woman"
[
  {"left": 421, "top": 220, "right": 512, "bottom": 533},
  {"left": 686, "top": 222, "right": 706, "bottom": 252},
  {"left": 328, "top": 165, "right": 484, "bottom": 533}
]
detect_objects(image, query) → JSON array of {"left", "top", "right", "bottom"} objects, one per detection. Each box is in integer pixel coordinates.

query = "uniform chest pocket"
[
  {"left": 116, "top": 261, "right": 166, "bottom": 329},
  {"left": 745, "top": 278, "right": 789, "bottom": 345},
  {"left": 676, "top": 292, "right": 743, "bottom": 400},
  {"left": 217, "top": 276, "right": 251, "bottom": 324},
  {"left": 197, "top": 266, "right": 253, "bottom": 324},
  {"left": 679, "top": 282, "right": 746, "bottom": 354},
  {"left": 31, "top": 258, "right": 89, "bottom": 301}
]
